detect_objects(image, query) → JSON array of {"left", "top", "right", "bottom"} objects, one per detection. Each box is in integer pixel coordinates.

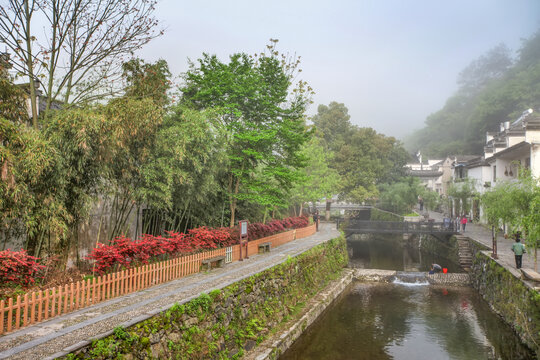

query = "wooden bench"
[
  {"left": 201, "top": 255, "right": 225, "bottom": 271},
  {"left": 521, "top": 268, "right": 540, "bottom": 282},
  {"left": 258, "top": 242, "right": 271, "bottom": 254}
]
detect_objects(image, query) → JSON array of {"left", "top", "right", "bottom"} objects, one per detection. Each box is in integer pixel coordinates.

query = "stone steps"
[{"left": 456, "top": 237, "right": 473, "bottom": 271}]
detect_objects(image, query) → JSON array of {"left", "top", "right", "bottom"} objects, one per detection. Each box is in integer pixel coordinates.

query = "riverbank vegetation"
[
  {"left": 481, "top": 170, "right": 540, "bottom": 270},
  {"left": 0, "top": 3, "right": 410, "bottom": 277}
]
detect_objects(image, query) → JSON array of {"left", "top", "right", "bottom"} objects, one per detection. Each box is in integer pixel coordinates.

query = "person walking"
[
  {"left": 313, "top": 210, "right": 319, "bottom": 232},
  {"left": 511, "top": 232, "right": 526, "bottom": 269},
  {"left": 461, "top": 215, "right": 468, "bottom": 233}
]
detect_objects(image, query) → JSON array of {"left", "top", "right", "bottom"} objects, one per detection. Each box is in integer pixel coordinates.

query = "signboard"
[
  {"left": 239, "top": 220, "right": 249, "bottom": 260},
  {"left": 240, "top": 220, "right": 248, "bottom": 237}
]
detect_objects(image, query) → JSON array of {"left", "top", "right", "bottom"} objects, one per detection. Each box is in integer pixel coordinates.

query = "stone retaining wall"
[
  {"left": 418, "top": 234, "right": 460, "bottom": 265},
  {"left": 248, "top": 270, "right": 354, "bottom": 360},
  {"left": 470, "top": 251, "right": 540, "bottom": 356},
  {"left": 63, "top": 236, "right": 348, "bottom": 359}
]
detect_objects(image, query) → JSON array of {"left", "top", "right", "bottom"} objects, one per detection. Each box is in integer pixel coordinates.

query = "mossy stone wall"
[
  {"left": 470, "top": 251, "right": 540, "bottom": 356},
  {"left": 418, "top": 234, "right": 460, "bottom": 265},
  {"left": 65, "top": 236, "right": 348, "bottom": 360}
]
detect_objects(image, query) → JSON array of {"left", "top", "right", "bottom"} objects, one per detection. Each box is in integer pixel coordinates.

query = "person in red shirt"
[{"left": 461, "top": 215, "right": 468, "bottom": 233}]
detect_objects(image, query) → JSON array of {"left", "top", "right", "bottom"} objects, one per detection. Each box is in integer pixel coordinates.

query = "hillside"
[{"left": 405, "top": 31, "right": 540, "bottom": 157}]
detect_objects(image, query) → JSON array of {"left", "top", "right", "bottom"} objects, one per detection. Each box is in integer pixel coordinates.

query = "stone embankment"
[{"left": 60, "top": 236, "right": 349, "bottom": 359}]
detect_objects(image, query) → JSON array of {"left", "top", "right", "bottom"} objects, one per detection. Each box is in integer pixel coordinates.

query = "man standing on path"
[
  {"left": 461, "top": 215, "right": 468, "bottom": 233},
  {"left": 511, "top": 232, "right": 526, "bottom": 269}
]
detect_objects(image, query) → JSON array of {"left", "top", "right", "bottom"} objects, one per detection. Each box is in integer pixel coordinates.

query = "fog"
[{"left": 138, "top": 0, "right": 540, "bottom": 139}]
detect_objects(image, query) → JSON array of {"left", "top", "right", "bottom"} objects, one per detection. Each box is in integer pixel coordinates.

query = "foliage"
[
  {"left": 140, "top": 105, "right": 229, "bottom": 233},
  {"left": 180, "top": 40, "right": 312, "bottom": 226},
  {"left": 87, "top": 216, "right": 309, "bottom": 274},
  {"left": 0, "top": 118, "right": 67, "bottom": 256},
  {"left": 311, "top": 102, "right": 409, "bottom": 203},
  {"left": 0, "top": 0, "right": 163, "bottom": 118},
  {"left": 377, "top": 177, "right": 422, "bottom": 215},
  {"left": 0, "top": 249, "right": 45, "bottom": 287},
  {"left": 122, "top": 58, "right": 172, "bottom": 109},
  {"left": 481, "top": 171, "right": 539, "bottom": 268},
  {"left": 0, "top": 59, "right": 27, "bottom": 123},
  {"left": 447, "top": 178, "right": 478, "bottom": 215},
  {"left": 289, "top": 137, "right": 340, "bottom": 212},
  {"left": 406, "top": 32, "right": 540, "bottom": 156}
]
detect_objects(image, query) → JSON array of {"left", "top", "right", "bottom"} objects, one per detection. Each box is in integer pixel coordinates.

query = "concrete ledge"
[{"left": 521, "top": 268, "right": 540, "bottom": 282}]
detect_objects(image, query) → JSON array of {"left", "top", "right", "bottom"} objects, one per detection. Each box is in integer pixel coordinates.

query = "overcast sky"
[{"left": 138, "top": 0, "right": 540, "bottom": 139}]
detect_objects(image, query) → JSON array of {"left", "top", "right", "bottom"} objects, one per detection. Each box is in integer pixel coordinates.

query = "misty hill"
[{"left": 405, "top": 31, "right": 540, "bottom": 157}]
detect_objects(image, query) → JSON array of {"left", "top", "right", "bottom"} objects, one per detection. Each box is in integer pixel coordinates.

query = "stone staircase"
[{"left": 456, "top": 235, "right": 473, "bottom": 271}]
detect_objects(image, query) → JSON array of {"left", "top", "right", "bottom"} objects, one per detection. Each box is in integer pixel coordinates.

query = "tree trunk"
[
  {"left": 229, "top": 176, "right": 240, "bottom": 228},
  {"left": 299, "top": 203, "right": 304, "bottom": 217},
  {"left": 24, "top": 0, "right": 39, "bottom": 128}
]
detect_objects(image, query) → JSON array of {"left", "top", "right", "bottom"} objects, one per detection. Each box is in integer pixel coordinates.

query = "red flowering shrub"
[
  {"left": 87, "top": 216, "right": 310, "bottom": 274},
  {"left": 0, "top": 249, "right": 46, "bottom": 287}
]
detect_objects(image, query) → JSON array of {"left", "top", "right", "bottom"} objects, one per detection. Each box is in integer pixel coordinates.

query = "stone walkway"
[
  {"left": 0, "top": 224, "right": 340, "bottom": 360},
  {"left": 427, "top": 211, "right": 538, "bottom": 278}
]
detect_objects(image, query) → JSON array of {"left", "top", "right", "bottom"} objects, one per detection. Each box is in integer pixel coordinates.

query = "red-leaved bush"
[
  {"left": 86, "top": 215, "right": 309, "bottom": 274},
  {"left": 0, "top": 249, "right": 46, "bottom": 287}
]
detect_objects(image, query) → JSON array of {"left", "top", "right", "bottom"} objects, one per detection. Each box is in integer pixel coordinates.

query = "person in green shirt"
[{"left": 511, "top": 232, "right": 526, "bottom": 269}]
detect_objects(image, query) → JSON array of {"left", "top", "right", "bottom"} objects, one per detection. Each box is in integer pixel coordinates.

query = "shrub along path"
[{"left": 0, "top": 223, "right": 339, "bottom": 360}]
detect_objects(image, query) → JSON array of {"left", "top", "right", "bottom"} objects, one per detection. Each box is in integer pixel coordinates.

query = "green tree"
[
  {"left": 0, "top": 55, "right": 27, "bottom": 123},
  {"left": 290, "top": 137, "right": 340, "bottom": 216},
  {"left": 334, "top": 127, "right": 408, "bottom": 203},
  {"left": 43, "top": 108, "right": 111, "bottom": 259},
  {"left": 481, "top": 174, "right": 538, "bottom": 269},
  {"left": 0, "top": 117, "right": 67, "bottom": 255},
  {"left": 142, "top": 105, "right": 229, "bottom": 233},
  {"left": 378, "top": 177, "right": 422, "bottom": 215},
  {"left": 180, "top": 40, "right": 312, "bottom": 227},
  {"left": 447, "top": 178, "right": 477, "bottom": 216},
  {"left": 310, "top": 102, "right": 352, "bottom": 153}
]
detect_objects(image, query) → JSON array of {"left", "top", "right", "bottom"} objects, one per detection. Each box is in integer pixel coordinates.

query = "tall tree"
[
  {"left": 180, "top": 40, "right": 312, "bottom": 226},
  {"left": 0, "top": 0, "right": 162, "bottom": 122},
  {"left": 311, "top": 102, "right": 352, "bottom": 153},
  {"left": 290, "top": 137, "right": 340, "bottom": 215}
]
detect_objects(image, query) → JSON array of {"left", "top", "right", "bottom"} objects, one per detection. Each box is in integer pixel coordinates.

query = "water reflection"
[
  {"left": 347, "top": 234, "right": 462, "bottom": 273},
  {"left": 280, "top": 283, "right": 534, "bottom": 360}
]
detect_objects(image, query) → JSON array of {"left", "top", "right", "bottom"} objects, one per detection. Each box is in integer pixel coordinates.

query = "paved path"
[
  {"left": 427, "top": 211, "right": 537, "bottom": 277},
  {"left": 0, "top": 224, "right": 340, "bottom": 360}
]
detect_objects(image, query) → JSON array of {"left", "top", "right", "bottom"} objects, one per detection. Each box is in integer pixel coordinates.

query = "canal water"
[
  {"left": 281, "top": 282, "right": 534, "bottom": 360},
  {"left": 280, "top": 235, "right": 535, "bottom": 360}
]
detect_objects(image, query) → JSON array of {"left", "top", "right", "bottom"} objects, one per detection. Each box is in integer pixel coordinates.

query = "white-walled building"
[{"left": 461, "top": 109, "right": 540, "bottom": 223}]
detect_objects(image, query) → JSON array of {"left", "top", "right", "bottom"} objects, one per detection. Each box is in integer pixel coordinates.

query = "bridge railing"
[{"left": 344, "top": 220, "right": 458, "bottom": 234}]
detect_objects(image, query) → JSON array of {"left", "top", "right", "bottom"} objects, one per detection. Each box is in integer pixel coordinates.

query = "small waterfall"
[{"left": 392, "top": 271, "right": 429, "bottom": 286}]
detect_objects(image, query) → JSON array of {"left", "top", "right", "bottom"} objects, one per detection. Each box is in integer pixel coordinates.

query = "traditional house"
[{"left": 461, "top": 109, "right": 540, "bottom": 222}]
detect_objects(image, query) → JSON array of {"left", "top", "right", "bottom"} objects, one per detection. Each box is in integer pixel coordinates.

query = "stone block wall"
[
  {"left": 64, "top": 236, "right": 348, "bottom": 359},
  {"left": 418, "top": 234, "right": 460, "bottom": 265},
  {"left": 470, "top": 251, "right": 540, "bottom": 356}
]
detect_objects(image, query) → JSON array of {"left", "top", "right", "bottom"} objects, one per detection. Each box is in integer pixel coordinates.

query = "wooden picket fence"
[{"left": 0, "top": 224, "right": 316, "bottom": 335}]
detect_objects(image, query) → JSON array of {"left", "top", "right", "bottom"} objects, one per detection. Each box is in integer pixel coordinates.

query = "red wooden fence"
[{"left": 0, "top": 225, "right": 316, "bottom": 335}]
